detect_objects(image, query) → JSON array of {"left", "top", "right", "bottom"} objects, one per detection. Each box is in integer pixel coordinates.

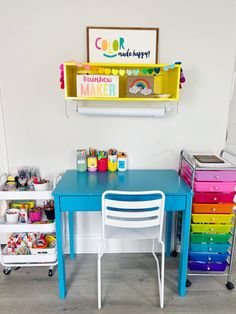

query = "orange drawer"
[{"left": 192, "top": 203, "right": 235, "bottom": 214}]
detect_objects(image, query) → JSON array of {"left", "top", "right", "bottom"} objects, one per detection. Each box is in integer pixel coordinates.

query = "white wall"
[{"left": 0, "top": 0, "right": 235, "bottom": 252}]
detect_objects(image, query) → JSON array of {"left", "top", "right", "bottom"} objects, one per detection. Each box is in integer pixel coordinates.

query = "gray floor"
[{"left": 0, "top": 254, "right": 236, "bottom": 314}]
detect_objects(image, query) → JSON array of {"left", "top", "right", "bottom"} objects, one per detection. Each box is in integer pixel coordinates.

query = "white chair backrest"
[{"left": 102, "top": 190, "right": 165, "bottom": 239}]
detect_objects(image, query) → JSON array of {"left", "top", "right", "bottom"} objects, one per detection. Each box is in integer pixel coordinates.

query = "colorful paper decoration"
[
  {"left": 133, "top": 69, "right": 139, "bottom": 76},
  {"left": 126, "top": 69, "right": 133, "bottom": 76},
  {"left": 112, "top": 69, "right": 119, "bottom": 75},
  {"left": 98, "top": 67, "right": 104, "bottom": 74},
  {"left": 59, "top": 64, "right": 64, "bottom": 89},
  {"left": 119, "top": 69, "right": 125, "bottom": 76},
  {"left": 104, "top": 68, "right": 111, "bottom": 75}
]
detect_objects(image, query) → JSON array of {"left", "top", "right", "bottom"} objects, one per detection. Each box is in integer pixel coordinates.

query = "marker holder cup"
[
  {"left": 108, "top": 155, "right": 118, "bottom": 172},
  {"left": 76, "top": 149, "right": 87, "bottom": 172},
  {"left": 87, "top": 156, "right": 97, "bottom": 172},
  {"left": 98, "top": 157, "right": 108, "bottom": 172}
]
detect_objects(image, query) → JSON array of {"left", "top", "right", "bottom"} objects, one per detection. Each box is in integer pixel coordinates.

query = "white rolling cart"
[{"left": 0, "top": 173, "right": 62, "bottom": 277}]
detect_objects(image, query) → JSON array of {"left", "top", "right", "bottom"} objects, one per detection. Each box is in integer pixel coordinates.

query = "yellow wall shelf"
[{"left": 63, "top": 62, "right": 181, "bottom": 102}]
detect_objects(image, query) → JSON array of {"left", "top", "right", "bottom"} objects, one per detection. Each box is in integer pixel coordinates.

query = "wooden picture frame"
[{"left": 87, "top": 26, "right": 159, "bottom": 64}]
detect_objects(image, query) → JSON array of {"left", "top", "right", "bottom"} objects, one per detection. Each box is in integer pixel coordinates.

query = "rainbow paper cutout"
[{"left": 129, "top": 78, "right": 152, "bottom": 96}]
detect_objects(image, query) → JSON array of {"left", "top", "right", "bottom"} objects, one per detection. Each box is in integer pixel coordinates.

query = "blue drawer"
[
  {"left": 189, "top": 252, "right": 230, "bottom": 263},
  {"left": 189, "top": 243, "right": 230, "bottom": 253}
]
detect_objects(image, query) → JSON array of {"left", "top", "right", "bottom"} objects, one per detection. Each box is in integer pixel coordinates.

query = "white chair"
[{"left": 97, "top": 190, "right": 165, "bottom": 309}]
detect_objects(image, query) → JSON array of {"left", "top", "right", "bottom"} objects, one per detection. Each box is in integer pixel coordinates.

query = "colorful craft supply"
[{"left": 59, "top": 64, "right": 64, "bottom": 89}]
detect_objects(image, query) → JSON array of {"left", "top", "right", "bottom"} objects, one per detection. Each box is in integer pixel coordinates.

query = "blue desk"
[{"left": 53, "top": 169, "right": 192, "bottom": 299}]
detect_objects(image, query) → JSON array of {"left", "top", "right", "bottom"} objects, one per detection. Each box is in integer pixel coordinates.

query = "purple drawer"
[
  {"left": 193, "top": 192, "right": 235, "bottom": 203},
  {"left": 188, "top": 261, "right": 228, "bottom": 272},
  {"left": 195, "top": 170, "right": 236, "bottom": 182},
  {"left": 194, "top": 181, "right": 236, "bottom": 193}
]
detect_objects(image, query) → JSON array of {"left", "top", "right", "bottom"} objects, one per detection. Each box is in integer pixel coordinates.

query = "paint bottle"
[{"left": 118, "top": 152, "right": 127, "bottom": 171}]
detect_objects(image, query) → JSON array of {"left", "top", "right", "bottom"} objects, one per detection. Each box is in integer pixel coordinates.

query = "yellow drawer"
[
  {"left": 192, "top": 214, "right": 235, "bottom": 224},
  {"left": 191, "top": 223, "right": 233, "bottom": 233}
]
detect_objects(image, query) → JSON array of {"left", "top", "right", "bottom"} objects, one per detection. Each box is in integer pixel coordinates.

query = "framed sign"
[{"left": 87, "top": 27, "right": 159, "bottom": 64}]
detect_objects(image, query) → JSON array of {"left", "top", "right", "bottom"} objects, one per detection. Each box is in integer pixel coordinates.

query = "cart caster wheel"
[
  {"left": 186, "top": 279, "right": 192, "bottom": 287},
  {"left": 226, "top": 281, "right": 234, "bottom": 290},
  {"left": 48, "top": 269, "right": 53, "bottom": 277},
  {"left": 3, "top": 268, "right": 11, "bottom": 275},
  {"left": 171, "top": 250, "right": 178, "bottom": 257}
]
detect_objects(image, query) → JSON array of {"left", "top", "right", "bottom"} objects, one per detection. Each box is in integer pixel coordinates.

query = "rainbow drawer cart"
[{"left": 179, "top": 150, "right": 236, "bottom": 289}]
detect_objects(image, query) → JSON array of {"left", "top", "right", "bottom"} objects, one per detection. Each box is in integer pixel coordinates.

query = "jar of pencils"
[
  {"left": 108, "top": 149, "right": 118, "bottom": 172},
  {"left": 97, "top": 151, "right": 108, "bottom": 172},
  {"left": 87, "top": 148, "right": 97, "bottom": 172},
  {"left": 76, "top": 149, "right": 87, "bottom": 172}
]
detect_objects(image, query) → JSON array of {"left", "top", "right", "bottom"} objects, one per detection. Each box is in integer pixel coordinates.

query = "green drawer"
[
  {"left": 191, "top": 224, "right": 233, "bottom": 234},
  {"left": 190, "top": 233, "right": 231, "bottom": 244}
]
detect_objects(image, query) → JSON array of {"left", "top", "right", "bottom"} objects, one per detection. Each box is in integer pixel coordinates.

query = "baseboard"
[{"left": 64, "top": 234, "right": 163, "bottom": 254}]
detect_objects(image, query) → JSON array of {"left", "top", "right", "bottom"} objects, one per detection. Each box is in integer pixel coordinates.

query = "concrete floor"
[{"left": 0, "top": 254, "right": 236, "bottom": 314}]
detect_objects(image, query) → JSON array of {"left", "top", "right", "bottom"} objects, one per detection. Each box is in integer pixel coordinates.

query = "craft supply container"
[
  {"left": 76, "top": 150, "right": 87, "bottom": 172},
  {"left": 44, "top": 209, "right": 55, "bottom": 220},
  {"left": 108, "top": 155, "right": 117, "bottom": 172},
  {"left": 87, "top": 156, "right": 97, "bottom": 172},
  {"left": 118, "top": 153, "right": 127, "bottom": 171},
  {"left": 98, "top": 158, "right": 108, "bottom": 172},
  {"left": 29, "top": 210, "right": 42, "bottom": 223},
  {"left": 6, "top": 209, "right": 19, "bottom": 224}
]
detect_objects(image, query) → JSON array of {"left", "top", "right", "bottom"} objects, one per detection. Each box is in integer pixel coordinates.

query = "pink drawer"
[
  {"left": 194, "top": 192, "right": 235, "bottom": 203},
  {"left": 194, "top": 181, "right": 236, "bottom": 193},
  {"left": 195, "top": 170, "right": 236, "bottom": 182}
]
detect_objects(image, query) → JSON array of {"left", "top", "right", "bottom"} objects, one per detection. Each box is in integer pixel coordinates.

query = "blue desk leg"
[
  {"left": 178, "top": 194, "right": 192, "bottom": 296},
  {"left": 165, "top": 212, "right": 173, "bottom": 257},
  {"left": 54, "top": 196, "right": 67, "bottom": 299},
  {"left": 68, "top": 212, "right": 75, "bottom": 260}
]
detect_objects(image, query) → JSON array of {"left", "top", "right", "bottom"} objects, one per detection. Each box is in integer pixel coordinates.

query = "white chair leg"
[
  {"left": 97, "top": 241, "right": 104, "bottom": 309},
  {"left": 160, "top": 241, "right": 165, "bottom": 308},
  {"left": 152, "top": 239, "right": 165, "bottom": 308},
  {"left": 98, "top": 255, "right": 102, "bottom": 309}
]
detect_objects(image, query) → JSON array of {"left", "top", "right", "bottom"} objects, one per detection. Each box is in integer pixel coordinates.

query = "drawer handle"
[
  {"left": 209, "top": 247, "right": 212, "bottom": 251},
  {"left": 207, "top": 266, "right": 211, "bottom": 270},
  {"left": 212, "top": 208, "right": 216, "bottom": 212},
  {"left": 210, "top": 228, "right": 214, "bottom": 231},
  {"left": 215, "top": 175, "right": 220, "bottom": 179},
  {"left": 210, "top": 238, "right": 213, "bottom": 241},
  {"left": 211, "top": 218, "right": 215, "bottom": 222},
  {"left": 208, "top": 257, "right": 212, "bottom": 261},
  {"left": 214, "top": 186, "right": 218, "bottom": 190},
  {"left": 213, "top": 197, "right": 218, "bottom": 201}
]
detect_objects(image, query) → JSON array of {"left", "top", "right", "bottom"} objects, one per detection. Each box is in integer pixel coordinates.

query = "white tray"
[
  {"left": 0, "top": 221, "right": 56, "bottom": 233},
  {"left": 0, "top": 190, "right": 52, "bottom": 200},
  {"left": 1, "top": 245, "right": 57, "bottom": 263}
]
